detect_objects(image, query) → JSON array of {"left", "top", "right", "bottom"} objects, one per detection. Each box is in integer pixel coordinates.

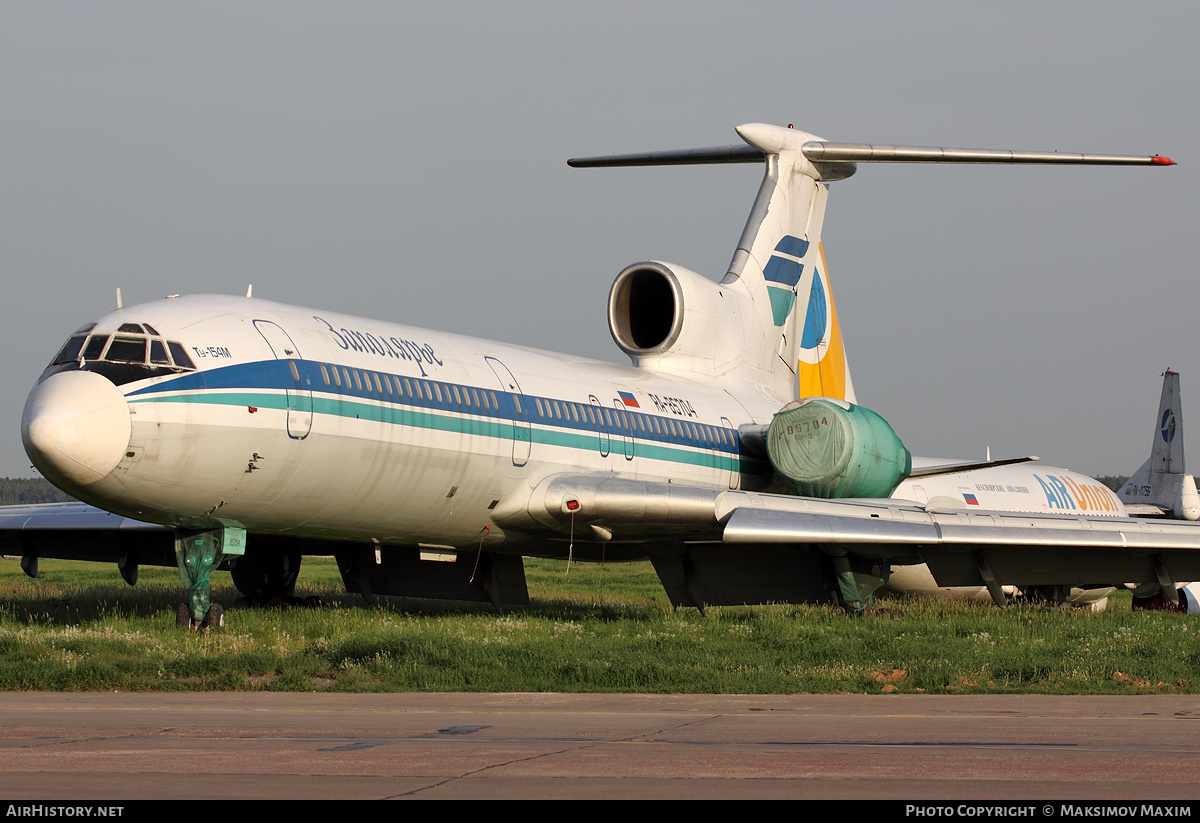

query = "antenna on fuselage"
[
  {"left": 115, "top": 288, "right": 123, "bottom": 310},
  {"left": 246, "top": 284, "right": 253, "bottom": 298}
]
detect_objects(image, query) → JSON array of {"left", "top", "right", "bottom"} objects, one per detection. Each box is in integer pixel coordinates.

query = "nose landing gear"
[{"left": 173, "top": 522, "right": 245, "bottom": 631}]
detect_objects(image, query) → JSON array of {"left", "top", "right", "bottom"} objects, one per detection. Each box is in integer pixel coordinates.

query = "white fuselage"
[
  {"left": 26, "top": 295, "right": 772, "bottom": 550},
  {"left": 23, "top": 294, "right": 1128, "bottom": 559}
]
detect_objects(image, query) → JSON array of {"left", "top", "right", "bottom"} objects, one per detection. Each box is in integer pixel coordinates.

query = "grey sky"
[{"left": 1, "top": 1, "right": 1195, "bottom": 479}]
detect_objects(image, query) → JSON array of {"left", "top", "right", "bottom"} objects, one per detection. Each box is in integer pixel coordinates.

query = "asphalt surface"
[{"left": 0, "top": 693, "right": 1197, "bottom": 800}]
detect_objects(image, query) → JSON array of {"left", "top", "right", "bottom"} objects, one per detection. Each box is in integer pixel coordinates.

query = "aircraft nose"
[{"left": 22, "top": 371, "right": 131, "bottom": 488}]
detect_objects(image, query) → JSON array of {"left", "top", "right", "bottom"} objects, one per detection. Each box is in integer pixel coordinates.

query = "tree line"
[{"left": 0, "top": 478, "right": 77, "bottom": 505}]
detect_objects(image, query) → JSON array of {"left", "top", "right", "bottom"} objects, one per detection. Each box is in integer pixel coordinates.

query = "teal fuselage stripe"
[{"left": 130, "top": 391, "right": 742, "bottom": 472}]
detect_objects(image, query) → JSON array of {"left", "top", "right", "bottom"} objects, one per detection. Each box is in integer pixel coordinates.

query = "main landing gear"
[{"left": 229, "top": 544, "right": 306, "bottom": 607}]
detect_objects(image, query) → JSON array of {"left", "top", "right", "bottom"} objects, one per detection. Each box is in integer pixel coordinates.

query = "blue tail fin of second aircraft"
[{"left": 1119, "top": 369, "right": 1200, "bottom": 520}]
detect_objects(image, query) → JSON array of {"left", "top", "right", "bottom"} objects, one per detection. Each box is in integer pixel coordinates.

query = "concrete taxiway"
[{"left": 0, "top": 692, "right": 1196, "bottom": 799}]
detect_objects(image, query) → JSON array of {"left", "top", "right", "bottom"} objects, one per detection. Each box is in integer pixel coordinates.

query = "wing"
[
  {"left": 500, "top": 475, "right": 1200, "bottom": 609},
  {"left": 0, "top": 502, "right": 175, "bottom": 584},
  {"left": 0, "top": 503, "right": 529, "bottom": 609}
]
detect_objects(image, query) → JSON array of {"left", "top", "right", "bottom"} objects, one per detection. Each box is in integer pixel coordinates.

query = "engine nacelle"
[
  {"left": 1183, "top": 582, "right": 1200, "bottom": 615},
  {"left": 767, "top": 398, "right": 911, "bottom": 498},
  {"left": 608, "top": 262, "right": 744, "bottom": 373},
  {"left": 1131, "top": 581, "right": 1200, "bottom": 615}
]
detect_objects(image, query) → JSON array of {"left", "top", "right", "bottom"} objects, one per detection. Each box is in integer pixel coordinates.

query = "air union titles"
[{"left": 1034, "top": 473, "right": 1119, "bottom": 512}]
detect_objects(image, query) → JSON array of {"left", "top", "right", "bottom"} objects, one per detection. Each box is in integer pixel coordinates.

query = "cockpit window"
[
  {"left": 51, "top": 335, "right": 88, "bottom": 365},
  {"left": 81, "top": 335, "right": 108, "bottom": 360},
  {"left": 47, "top": 322, "right": 198, "bottom": 379},
  {"left": 106, "top": 336, "right": 148, "bottom": 363},
  {"left": 149, "top": 339, "right": 170, "bottom": 365},
  {"left": 168, "top": 342, "right": 196, "bottom": 369}
]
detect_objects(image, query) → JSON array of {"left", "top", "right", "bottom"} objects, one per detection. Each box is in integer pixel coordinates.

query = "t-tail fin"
[
  {"left": 1120, "top": 369, "right": 1200, "bottom": 520},
  {"left": 721, "top": 124, "right": 856, "bottom": 403},
  {"left": 569, "top": 125, "right": 1173, "bottom": 404}
]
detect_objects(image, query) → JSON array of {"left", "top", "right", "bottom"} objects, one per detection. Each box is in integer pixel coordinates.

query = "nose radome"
[{"left": 22, "top": 371, "right": 131, "bottom": 488}]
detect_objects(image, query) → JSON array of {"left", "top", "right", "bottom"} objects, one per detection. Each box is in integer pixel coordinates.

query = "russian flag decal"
[
  {"left": 618, "top": 391, "right": 640, "bottom": 408},
  {"left": 963, "top": 493, "right": 979, "bottom": 505}
]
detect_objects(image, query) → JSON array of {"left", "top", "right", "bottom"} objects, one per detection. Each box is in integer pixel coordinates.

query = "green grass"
[{"left": 0, "top": 556, "right": 1196, "bottom": 693}]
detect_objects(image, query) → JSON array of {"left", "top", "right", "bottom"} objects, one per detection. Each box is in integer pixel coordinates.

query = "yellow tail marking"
[{"left": 798, "top": 243, "right": 847, "bottom": 400}]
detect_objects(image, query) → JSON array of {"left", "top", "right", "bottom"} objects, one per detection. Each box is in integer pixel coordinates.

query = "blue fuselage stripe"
[{"left": 127, "top": 359, "right": 745, "bottom": 468}]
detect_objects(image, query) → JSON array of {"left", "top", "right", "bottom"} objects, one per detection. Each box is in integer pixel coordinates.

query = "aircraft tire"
[
  {"left": 230, "top": 546, "right": 302, "bottom": 606},
  {"left": 199, "top": 603, "right": 224, "bottom": 632}
]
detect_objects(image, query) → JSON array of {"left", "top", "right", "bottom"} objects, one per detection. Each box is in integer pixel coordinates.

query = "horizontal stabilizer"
[
  {"left": 801, "top": 143, "right": 1175, "bottom": 166},
  {"left": 569, "top": 137, "right": 1174, "bottom": 169},
  {"left": 567, "top": 144, "right": 763, "bottom": 167}
]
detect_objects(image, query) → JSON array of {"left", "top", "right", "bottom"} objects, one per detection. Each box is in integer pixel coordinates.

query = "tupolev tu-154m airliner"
[{"left": 4, "top": 122, "right": 1200, "bottom": 629}]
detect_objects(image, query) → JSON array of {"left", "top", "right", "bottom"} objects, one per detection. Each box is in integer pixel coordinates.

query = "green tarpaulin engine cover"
[{"left": 767, "top": 398, "right": 911, "bottom": 498}]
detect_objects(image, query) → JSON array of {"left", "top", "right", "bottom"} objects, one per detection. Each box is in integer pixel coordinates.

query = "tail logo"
[
  {"left": 796, "top": 244, "right": 849, "bottom": 401},
  {"left": 799, "top": 269, "right": 827, "bottom": 350},
  {"left": 1162, "top": 408, "right": 1177, "bottom": 443},
  {"left": 762, "top": 236, "right": 809, "bottom": 327}
]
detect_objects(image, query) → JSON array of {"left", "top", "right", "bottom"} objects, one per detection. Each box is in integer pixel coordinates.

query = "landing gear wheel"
[
  {"left": 199, "top": 603, "right": 225, "bottom": 632},
  {"left": 230, "top": 546, "right": 302, "bottom": 606},
  {"left": 176, "top": 602, "right": 192, "bottom": 630},
  {"left": 1025, "top": 585, "right": 1067, "bottom": 607}
]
